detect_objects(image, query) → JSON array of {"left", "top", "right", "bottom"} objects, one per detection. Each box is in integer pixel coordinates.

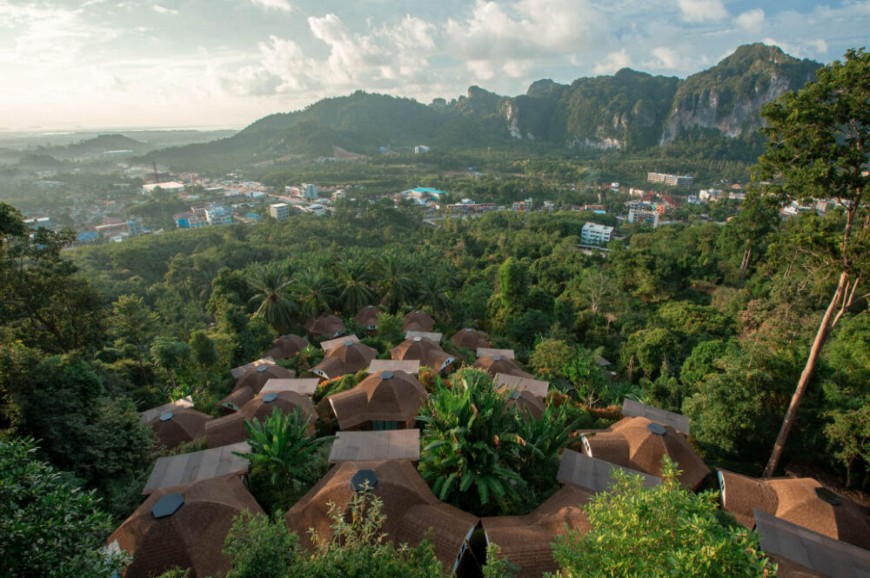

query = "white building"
[
  {"left": 581, "top": 222, "right": 614, "bottom": 246},
  {"left": 414, "top": 145, "right": 430, "bottom": 154},
  {"left": 269, "top": 203, "right": 290, "bottom": 221},
  {"left": 302, "top": 183, "right": 319, "bottom": 200}
]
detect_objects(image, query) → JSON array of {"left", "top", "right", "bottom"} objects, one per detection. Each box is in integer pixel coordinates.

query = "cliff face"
[
  {"left": 502, "top": 43, "right": 820, "bottom": 152},
  {"left": 659, "top": 44, "right": 820, "bottom": 144}
]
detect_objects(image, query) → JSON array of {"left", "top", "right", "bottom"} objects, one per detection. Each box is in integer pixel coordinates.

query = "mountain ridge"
[{"left": 146, "top": 43, "right": 821, "bottom": 170}]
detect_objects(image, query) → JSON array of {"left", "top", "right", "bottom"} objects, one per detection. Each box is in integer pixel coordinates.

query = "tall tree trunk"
[{"left": 762, "top": 270, "right": 849, "bottom": 478}]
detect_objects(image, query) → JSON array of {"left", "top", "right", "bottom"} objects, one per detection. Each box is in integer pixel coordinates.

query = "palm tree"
[
  {"left": 377, "top": 253, "right": 417, "bottom": 314},
  {"left": 247, "top": 263, "right": 296, "bottom": 334},
  {"left": 292, "top": 266, "right": 338, "bottom": 319},
  {"left": 335, "top": 254, "right": 376, "bottom": 315},
  {"left": 415, "top": 270, "right": 454, "bottom": 320}
]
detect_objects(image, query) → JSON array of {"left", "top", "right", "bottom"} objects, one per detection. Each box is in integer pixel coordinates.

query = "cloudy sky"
[{"left": 1, "top": 0, "right": 867, "bottom": 132}]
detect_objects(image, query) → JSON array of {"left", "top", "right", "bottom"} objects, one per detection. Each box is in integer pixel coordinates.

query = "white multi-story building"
[
  {"left": 269, "top": 203, "right": 290, "bottom": 221},
  {"left": 647, "top": 172, "right": 694, "bottom": 188},
  {"left": 581, "top": 222, "right": 614, "bottom": 246}
]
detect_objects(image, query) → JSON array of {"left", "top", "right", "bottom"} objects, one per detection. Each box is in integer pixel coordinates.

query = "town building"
[
  {"left": 269, "top": 203, "right": 290, "bottom": 221},
  {"left": 627, "top": 201, "right": 661, "bottom": 227},
  {"left": 205, "top": 206, "right": 233, "bottom": 226},
  {"left": 647, "top": 172, "right": 694, "bottom": 188},
  {"left": 581, "top": 222, "right": 614, "bottom": 246}
]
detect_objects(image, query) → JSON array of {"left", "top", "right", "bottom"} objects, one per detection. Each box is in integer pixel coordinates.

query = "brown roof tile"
[
  {"left": 148, "top": 407, "right": 212, "bottom": 450},
  {"left": 482, "top": 485, "right": 593, "bottom": 578},
  {"left": 235, "top": 364, "right": 296, "bottom": 394},
  {"left": 206, "top": 391, "right": 317, "bottom": 448},
  {"left": 328, "top": 371, "right": 427, "bottom": 430},
  {"left": 391, "top": 336, "right": 456, "bottom": 373},
  {"left": 264, "top": 333, "right": 308, "bottom": 360},
  {"left": 354, "top": 305, "right": 382, "bottom": 329},
  {"left": 109, "top": 476, "right": 262, "bottom": 578},
  {"left": 473, "top": 355, "right": 534, "bottom": 380},
  {"left": 450, "top": 328, "right": 491, "bottom": 350},
  {"left": 217, "top": 386, "right": 255, "bottom": 413},
  {"left": 402, "top": 310, "right": 436, "bottom": 332},
  {"left": 305, "top": 314, "right": 346, "bottom": 339},
  {"left": 581, "top": 416, "right": 710, "bottom": 491},
  {"left": 718, "top": 470, "right": 870, "bottom": 549},
  {"left": 312, "top": 341, "right": 377, "bottom": 379},
  {"left": 230, "top": 357, "right": 276, "bottom": 380},
  {"left": 285, "top": 460, "right": 477, "bottom": 573}
]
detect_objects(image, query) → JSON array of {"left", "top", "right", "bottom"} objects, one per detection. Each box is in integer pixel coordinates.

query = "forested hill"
[{"left": 147, "top": 43, "right": 820, "bottom": 171}]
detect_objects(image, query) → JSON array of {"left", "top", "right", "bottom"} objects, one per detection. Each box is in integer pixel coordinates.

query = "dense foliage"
[
  {"left": 549, "top": 459, "right": 775, "bottom": 577},
  {"left": 0, "top": 437, "right": 128, "bottom": 578}
]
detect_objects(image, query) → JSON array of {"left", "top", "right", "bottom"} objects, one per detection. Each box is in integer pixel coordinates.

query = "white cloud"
[
  {"left": 220, "top": 14, "right": 438, "bottom": 97},
  {"left": 250, "top": 0, "right": 293, "bottom": 12},
  {"left": 153, "top": 5, "right": 178, "bottom": 16},
  {"left": 445, "top": 0, "right": 611, "bottom": 78},
  {"left": 677, "top": 0, "right": 728, "bottom": 23},
  {"left": 735, "top": 9, "right": 764, "bottom": 33},
  {"left": 593, "top": 49, "right": 630, "bottom": 75}
]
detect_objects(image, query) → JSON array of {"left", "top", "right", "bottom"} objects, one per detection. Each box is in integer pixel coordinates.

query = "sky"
[{"left": 0, "top": 0, "right": 867, "bottom": 132}]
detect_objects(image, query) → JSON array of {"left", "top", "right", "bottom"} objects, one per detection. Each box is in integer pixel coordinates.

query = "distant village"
[{"left": 19, "top": 167, "right": 835, "bottom": 247}]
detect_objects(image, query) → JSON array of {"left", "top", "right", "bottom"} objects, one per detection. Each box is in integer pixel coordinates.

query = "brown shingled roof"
[
  {"left": 109, "top": 476, "right": 262, "bottom": 578},
  {"left": 473, "top": 355, "right": 534, "bottom": 380},
  {"left": 264, "top": 333, "right": 308, "bottom": 360},
  {"left": 285, "top": 460, "right": 477, "bottom": 574},
  {"left": 230, "top": 357, "right": 276, "bottom": 380},
  {"left": 402, "top": 310, "right": 436, "bottom": 332},
  {"left": 503, "top": 388, "right": 546, "bottom": 420},
  {"left": 354, "top": 305, "right": 382, "bottom": 330},
  {"left": 305, "top": 314, "right": 346, "bottom": 339},
  {"left": 718, "top": 469, "right": 870, "bottom": 549},
  {"left": 217, "top": 386, "right": 255, "bottom": 414},
  {"left": 328, "top": 370, "right": 427, "bottom": 430},
  {"left": 391, "top": 336, "right": 456, "bottom": 373},
  {"left": 235, "top": 363, "right": 296, "bottom": 394},
  {"left": 206, "top": 391, "right": 317, "bottom": 448},
  {"left": 148, "top": 407, "right": 212, "bottom": 450},
  {"left": 311, "top": 340, "right": 377, "bottom": 380},
  {"left": 450, "top": 328, "right": 491, "bottom": 350},
  {"left": 482, "top": 485, "right": 593, "bottom": 578},
  {"left": 581, "top": 416, "right": 710, "bottom": 491}
]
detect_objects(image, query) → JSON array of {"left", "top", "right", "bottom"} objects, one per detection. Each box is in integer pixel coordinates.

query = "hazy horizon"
[{"left": 2, "top": 0, "right": 868, "bottom": 132}]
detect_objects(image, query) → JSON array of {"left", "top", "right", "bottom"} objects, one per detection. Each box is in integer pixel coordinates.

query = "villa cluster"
[{"left": 113, "top": 309, "right": 869, "bottom": 578}]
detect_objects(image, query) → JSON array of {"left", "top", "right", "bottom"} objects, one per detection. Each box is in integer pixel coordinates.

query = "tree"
[
  {"left": 108, "top": 294, "right": 159, "bottom": 381},
  {"left": 0, "top": 437, "right": 129, "bottom": 578},
  {"left": 378, "top": 252, "right": 417, "bottom": 313},
  {"left": 223, "top": 511, "right": 299, "bottom": 578},
  {"left": 825, "top": 406, "right": 870, "bottom": 489},
  {"left": 417, "top": 370, "right": 525, "bottom": 516},
  {"left": 293, "top": 265, "right": 339, "bottom": 319},
  {"left": 247, "top": 263, "right": 296, "bottom": 334},
  {"left": 334, "top": 254, "right": 376, "bottom": 315},
  {"left": 239, "top": 408, "right": 332, "bottom": 513},
  {"left": 548, "top": 458, "right": 775, "bottom": 578},
  {"left": 0, "top": 203, "right": 106, "bottom": 353},
  {"left": 755, "top": 48, "right": 870, "bottom": 477},
  {"left": 150, "top": 337, "right": 191, "bottom": 397}
]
